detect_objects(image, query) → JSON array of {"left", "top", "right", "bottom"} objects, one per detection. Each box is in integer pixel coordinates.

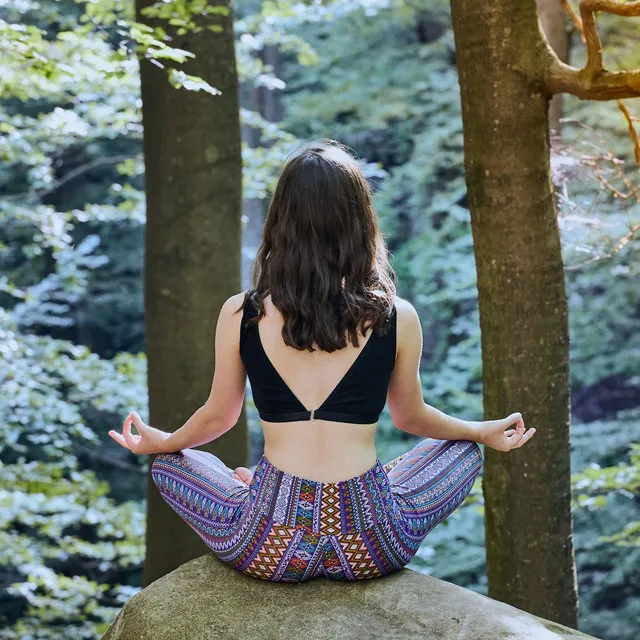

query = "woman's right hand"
[{"left": 108, "top": 411, "right": 174, "bottom": 455}]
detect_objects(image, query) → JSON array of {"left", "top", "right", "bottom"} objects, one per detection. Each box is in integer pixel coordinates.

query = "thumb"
[
  {"left": 503, "top": 412, "right": 524, "bottom": 432},
  {"left": 503, "top": 411, "right": 521, "bottom": 423}
]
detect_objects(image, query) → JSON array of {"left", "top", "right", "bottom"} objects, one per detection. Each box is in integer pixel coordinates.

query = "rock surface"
[{"left": 102, "top": 554, "right": 599, "bottom": 640}]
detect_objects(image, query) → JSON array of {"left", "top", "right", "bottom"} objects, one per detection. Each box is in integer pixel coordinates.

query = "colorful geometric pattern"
[
  {"left": 336, "top": 532, "right": 381, "bottom": 579},
  {"left": 242, "top": 523, "right": 296, "bottom": 580},
  {"left": 319, "top": 484, "right": 341, "bottom": 535},
  {"left": 150, "top": 437, "right": 483, "bottom": 583}
]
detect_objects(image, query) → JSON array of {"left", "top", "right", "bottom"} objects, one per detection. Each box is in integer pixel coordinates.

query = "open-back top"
[{"left": 239, "top": 297, "right": 397, "bottom": 424}]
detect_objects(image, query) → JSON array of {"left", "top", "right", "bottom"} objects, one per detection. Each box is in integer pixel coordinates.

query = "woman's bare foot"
[{"left": 231, "top": 466, "right": 252, "bottom": 485}]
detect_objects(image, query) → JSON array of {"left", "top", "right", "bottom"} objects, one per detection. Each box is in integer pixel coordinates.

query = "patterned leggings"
[{"left": 151, "top": 438, "right": 483, "bottom": 582}]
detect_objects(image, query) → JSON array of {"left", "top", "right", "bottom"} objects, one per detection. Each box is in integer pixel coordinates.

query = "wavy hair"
[{"left": 237, "top": 139, "right": 396, "bottom": 352}]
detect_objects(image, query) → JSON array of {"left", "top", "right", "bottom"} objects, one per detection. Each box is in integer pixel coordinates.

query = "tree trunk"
[
  {"left": 449, "top": 0, "right": 578, "bottom": 627},
  {"left": 135, "top": 0, "right": 247, "bottom": 586}
]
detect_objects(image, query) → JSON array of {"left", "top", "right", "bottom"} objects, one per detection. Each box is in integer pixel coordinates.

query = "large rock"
[{"left": 102, "top": 554, "right": 599, "bottom": 640}]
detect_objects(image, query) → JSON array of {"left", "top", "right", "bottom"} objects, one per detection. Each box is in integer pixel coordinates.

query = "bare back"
[
  {"left": 206, "top": 291, "right": 425, "bottom": 484},
  {"left": 255, "top": 295, "right": 386, "bottom": 481}
]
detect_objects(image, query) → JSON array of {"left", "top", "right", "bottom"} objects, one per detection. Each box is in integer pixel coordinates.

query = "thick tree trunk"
[
  {"left": 449, "top": 0, "right": 578, "bottom": 627},
  {"left": 135, "top": 0, "right": 247, "bottom": 586}
]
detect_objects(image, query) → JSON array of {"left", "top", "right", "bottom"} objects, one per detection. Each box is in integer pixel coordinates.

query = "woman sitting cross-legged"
[{"left": 109, "top": 140, "right": 535, "bottom": 582}]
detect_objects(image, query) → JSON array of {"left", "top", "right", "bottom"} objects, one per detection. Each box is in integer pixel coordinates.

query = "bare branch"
[
  {"left": 618, "top": 99, "right": 640, "bottom": 165},
  {"left": 557, "top": 118, "right": 640, "bottom": 199},
  {"left": 543, "top": 0, "right": 640, "bottom": 100},
  {"left": 582, "top": 0, "right": 640, "bottom": 15},
  {"left": 564, "top": 220, "right": 640, "bottom": 270},
  {"left": 72, "top": 441, "right": 146, "bottom": 474},
  {"left": 560, "top": 118, "right": 640, "bottom": 202},
  {"left": 560, "top": 0, "right": 585, "bottom": 38},
  {"left": 547, "top": 60, "right": 640, "bottom": 100},
  {"left": 2, "top": 154, "right": 134, "bottom": 203},
  {"left": 37, "top": 154, "right": 135, "bottom": 200},
  {"left": 551, "top": 117, "right": 640, "bottom": 270},
  {"left": 544, "top": 1, "right": 640, "bottom": 171}
]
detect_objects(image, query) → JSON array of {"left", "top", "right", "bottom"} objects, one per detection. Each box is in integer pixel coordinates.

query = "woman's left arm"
[{"left": 109, "top": 292, "right": 248, "bottom": 454}]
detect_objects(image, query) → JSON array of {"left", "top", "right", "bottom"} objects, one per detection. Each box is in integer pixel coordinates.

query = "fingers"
[
  {"left": 122, "top": 414, "right": 137, "bottom": 451},
  {"left": 108, "top": 411, "right": 147, "bottom": 452},
  {"left": 487, "top": 411, "right": 536, "bottom": 451},
  {"left": 504, "top": 412, "right": 524, "bottom": 431},
  {"left": 505, "top": 427, "right": 536, "bottom": 450},
  {"left": 500, "top": 412, "right": 523, "bottom": 444},
  {"left": 129, "top": 411, "right": 149, "bottom": 436},
  {"left": 108, "top": 429, "right": 129, "bottom": 449},
  {"left": 492, "top": 412, "right": 523, "bottom": 434},
  {"left": 510, "top": 428, "right": 536, "bottom": 448},
  {"left": 122, "top": 415, "right": 133, "bottom": 451}
]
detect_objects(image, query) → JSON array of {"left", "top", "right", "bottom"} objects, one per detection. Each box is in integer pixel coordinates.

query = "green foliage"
[
  {"left": 1, "top": 461, "right": 145, "bottom": 640},
  {"left": 0, "top": 300, "right": 147, "bottom": 637},
  {"left": 574, "top": 444, "right": 639, "bottom": 511},
  {"left": 571, "top": 413, "right": 640, "bottom": 548},
  {"left": 569, "top": 415, "right": 640, "bottom": 639},
  {"left": 139, "top": 0, "right": 230, "bottom": 36}
]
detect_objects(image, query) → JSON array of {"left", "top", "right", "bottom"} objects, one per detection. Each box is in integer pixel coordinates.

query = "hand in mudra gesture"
[
  {"left": 108, "top": 411, "right": 173, "bottom": 454},
  {"left": 477, "top": 412, "right": 536, "bottom": 452},
  {"left": 109, "top": 411, "right": 253, "bottom": 485}
]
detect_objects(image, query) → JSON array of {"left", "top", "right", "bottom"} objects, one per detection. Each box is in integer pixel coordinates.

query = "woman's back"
[{"left": 240, "top": 293, "right": 397, "bottom": 482}]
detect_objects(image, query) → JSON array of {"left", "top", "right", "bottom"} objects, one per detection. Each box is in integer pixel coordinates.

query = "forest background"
[{"left": 0, "top": 1, "right": 638, "bottom": 639}]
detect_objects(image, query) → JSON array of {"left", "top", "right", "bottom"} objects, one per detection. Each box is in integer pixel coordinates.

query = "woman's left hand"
[
  {"left": 473, "top": 412, "right": 536, "bottom": 452},
  {"left": 108, "top": 411, "right": 174, "bottom": 455}
]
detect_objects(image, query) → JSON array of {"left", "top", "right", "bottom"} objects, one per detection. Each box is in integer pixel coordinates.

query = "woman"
[{"left": 109, "top": 140, "right": 535, "bottom": 582}]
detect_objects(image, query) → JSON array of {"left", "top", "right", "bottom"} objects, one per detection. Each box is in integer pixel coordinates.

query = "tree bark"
[
  {"left": 449, "top": 0, "right": 578, "bottom": 627},
  {"left": 135, "top": 0, "right": 247, "bottom": 586}
]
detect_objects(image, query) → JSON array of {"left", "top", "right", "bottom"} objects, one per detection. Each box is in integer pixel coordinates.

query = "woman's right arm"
[{"left": 386, "top": 297, "right": 535, "bottom": 450}]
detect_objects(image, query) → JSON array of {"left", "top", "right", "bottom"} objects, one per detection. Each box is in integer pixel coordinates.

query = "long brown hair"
[{"left": 238, "top": 139, "right": 397, "bottom": 352}]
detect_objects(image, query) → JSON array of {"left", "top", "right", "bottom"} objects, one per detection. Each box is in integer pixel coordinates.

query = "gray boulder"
[{"left": 102, "top": 554, "right": 599, "bottom": 640}]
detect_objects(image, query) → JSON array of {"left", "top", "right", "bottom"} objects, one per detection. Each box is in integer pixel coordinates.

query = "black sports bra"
[{"left": 239, "top": 298, "right": 397, "bottom": 424}]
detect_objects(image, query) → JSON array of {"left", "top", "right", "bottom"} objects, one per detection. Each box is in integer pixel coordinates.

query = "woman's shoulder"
[
  {"left": 221, "top": 290, "right": 250, "bottom": 315},
  {"left": 218, "top": 291, "right": 255, "bottom": 334},
  {"left": 393, "top": 295, "right": 419, "bottom": 321},
  {"left": 392, "top": 295, "right": 421, "bottom": 347}
]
